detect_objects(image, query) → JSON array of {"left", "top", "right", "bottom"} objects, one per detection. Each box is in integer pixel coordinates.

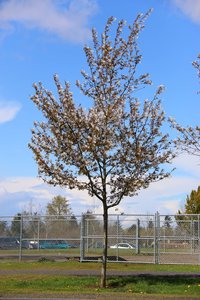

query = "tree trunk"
[{"left": 100, "top": 204, "right": 108, "bottom": 288}]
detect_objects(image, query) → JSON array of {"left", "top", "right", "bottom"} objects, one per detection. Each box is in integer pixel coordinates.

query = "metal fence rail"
[{"left": 0, "top": 213, "right": 200, "bottom": 264}]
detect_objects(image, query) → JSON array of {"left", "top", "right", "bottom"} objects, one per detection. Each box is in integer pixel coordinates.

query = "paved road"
[{"left": 1, "top": 268, "right": 200, "bottom": 277}]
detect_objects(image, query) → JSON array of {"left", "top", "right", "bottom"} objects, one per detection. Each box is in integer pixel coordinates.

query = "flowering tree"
[
  {"left": 170, "top": 54, "right": 200, "bottom": 156},
  {"left": 29, "top": 11, "right": 175, "bottom": 287}
]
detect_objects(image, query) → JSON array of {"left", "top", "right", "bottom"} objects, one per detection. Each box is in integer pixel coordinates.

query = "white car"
[{"left": 110, "top": 242, "right": 135, "bottom": 249}]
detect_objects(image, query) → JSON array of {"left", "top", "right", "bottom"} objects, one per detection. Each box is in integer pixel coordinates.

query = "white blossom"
[{"left": 29, "top": 12, "right": 175, "bottom": 288}]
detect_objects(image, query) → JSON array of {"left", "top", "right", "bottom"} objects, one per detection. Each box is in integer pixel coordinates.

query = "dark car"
[{"left": 0, "top": 237, "right": 30, "bottom": 249}]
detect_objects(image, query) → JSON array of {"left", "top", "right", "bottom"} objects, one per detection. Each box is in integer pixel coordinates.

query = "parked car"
[
  {"left": 38, "top": 240, "right": 70, "bottom": 249},
  {"left": 0, "top": 237, "right": 30, "bottom": 249},
  {"left": 110, "top": 242, "right": 135, "bottom": 249},
  {"left": 67, "top": 243, "right": 78, "bottom": 248},
  {"left": 29, "top": 240, "right": 77, "bottom": 249},
  {"left": 29, "top": 240, "right": 39, "bottom": 249}
]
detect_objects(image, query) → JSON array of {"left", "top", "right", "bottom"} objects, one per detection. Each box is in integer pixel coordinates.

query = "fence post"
[
  {"left": 191, "top": 218, "right": 193, "bottom": 254},
  {"left": 116, "top": 215, "right": 120, "bottom": 261},
  {"left": 136, "top": 218, "right": 140, "bottom": 254},
  {"left": 19, "top": 215, "right": 23, "bottom": 262},
  {"left": 192, "top": 217, "right": 195, "bottom": 255},
  {"left": 80, "top": 214, "right": 85, "bottom": 262},
  {"left": 154, "top": 213, "right": 156, "bottom": 264},
  {"left": 37, "top": 217, "right": 40, "bottom": 251},
  {"left": 154, "top": 212, "right": 160, "bottom": 264}
]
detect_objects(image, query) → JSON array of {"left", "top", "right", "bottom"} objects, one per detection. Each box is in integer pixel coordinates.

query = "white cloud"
[
  {"left": 0, "top": 0, "right": 98, "bottom": 43},
  {"left": 173, "top": 0, "right": 200, "bottom": 24},
  {"left": 162, "top": 199, "right": 180, "bottom": 213},
  {"left": 172, "top": 153, "right": 200, "bottom": 177},
  {"left": 110, "top": 154, "right": 200, "bottom": 216},
  {"left": 0, "top": 101, "right": 21, "bottom": 124},
  {"left": 0, "top": 176, "right": 93, "bottom": 215}
]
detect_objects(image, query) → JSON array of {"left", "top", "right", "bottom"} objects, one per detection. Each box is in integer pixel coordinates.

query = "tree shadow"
[{"left": 107, "top": 274, "right": 200, "bottom": 288}]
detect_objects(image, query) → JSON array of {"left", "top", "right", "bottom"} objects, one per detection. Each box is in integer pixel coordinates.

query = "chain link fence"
[{"left": 0, "top": 213, "right": 200, "bottom": 264}]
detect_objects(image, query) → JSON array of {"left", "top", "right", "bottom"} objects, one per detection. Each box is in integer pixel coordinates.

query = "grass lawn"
[{"left": 0, "top": 261, "right": 200, "bottom": 298}]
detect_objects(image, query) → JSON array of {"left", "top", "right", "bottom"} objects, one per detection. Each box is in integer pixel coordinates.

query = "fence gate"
[
  {"left": 81, "top": 213, "right": 157, "bottom": 263},
  {"left": 158, "top": 214, "right": 200, "bottom": 265},
  {"left": 81, "top": 213, "right": 200, "bottom": 265}
]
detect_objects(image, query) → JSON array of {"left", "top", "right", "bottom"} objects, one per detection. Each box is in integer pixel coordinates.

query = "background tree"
[
  {"left": 29, "top": 11, "right": 175, "bottom": 287},
  {"left": 46, "top": 195, "right": 72, "bottom": 217},
  {"left": 175, "top": 210, "right": 188, "bottom": 232},
  {"left": 46, "top": 195, "right": 75, "bottom": 238},
  {"left": 175, "top": 186, "right": 200, "bottom": 236},
  {"left": 147, "top": 218, "right": 154, "bottom": 231},
  {"left": 164, "top": 215, "right": 172, "bottom": 228},
  {"left": 126, "top": 223, "right": 137, "bottom": 234},
  {"left": 69, "top": 214, "right": 79, "bottom": 228},
  {"left": 177, "top": 186, "right": 200, "bottom": 215},
  {"left": 10, "top": 213, "right": 23, "bottom": 237},
  {"left": 0, "top": 221, "right": 7, "bottom": 236},
  {"left": 67, "top": 214, "right": 79, "bottom": 241},
  {"left": 82, "top": 209, "right": 102, "bottom": 234},
  {"left": 21, "top": 211, "right": 46, "bottom": 240},
  {"left": 162, "top": 215, "right": 173, "bottom": 237},
  {"left": 82, "top": 210, "right": 103, "bottom": 249},
  {"left": 170, "top": 54, "right": 200, "bottom": 155}
]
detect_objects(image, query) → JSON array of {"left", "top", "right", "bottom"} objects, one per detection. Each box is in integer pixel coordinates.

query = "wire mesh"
[{"left": 0, "top": 213, "right": 199, "bottom": 264}]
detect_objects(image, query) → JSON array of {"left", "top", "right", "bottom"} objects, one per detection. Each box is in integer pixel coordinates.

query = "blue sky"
[{"left": 0, "top": 0, "right": 200, "bottom": 216}]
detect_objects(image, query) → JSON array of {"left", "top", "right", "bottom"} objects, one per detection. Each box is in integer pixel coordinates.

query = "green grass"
[
  {"left": 0, "top": 275, "right": 98, "bottom": 294},
  {"left": 0, "top": 260, "right": 200, "bottom": 273},
  {"left": 1, "top": 274, "right": 200, "bottom": 297},
  {"left": 107, "top": 276, "right": 200, "bottom": 296},
  {"left": 0, "top": 261, "right": 200, "bottom": 297}
]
